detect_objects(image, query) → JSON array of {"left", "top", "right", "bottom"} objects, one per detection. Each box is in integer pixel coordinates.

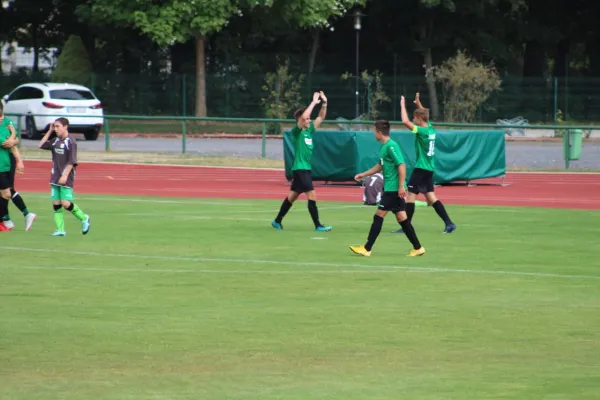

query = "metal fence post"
[
  {"left": 261, "top": 122, "right": 267, "bottom": 159},
  {"left": 15, "top": 116, "right": 21, "bottom": 148},
  {"left": 554, "top": 76, "right": 558, "bottom": 123},
  {"left": 182, "top": 75, "right": 187, "bottom": 117},
  {"left": 104, "top": 119, "right": 111, "bottom": 151},
  {"left": 182, "top": 120, "right": 187, "bottom": 154}
]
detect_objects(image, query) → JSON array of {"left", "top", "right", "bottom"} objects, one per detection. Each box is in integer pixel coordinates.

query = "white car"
[{"left": 1, "top": 82, "right": 104, "bottom": 140}]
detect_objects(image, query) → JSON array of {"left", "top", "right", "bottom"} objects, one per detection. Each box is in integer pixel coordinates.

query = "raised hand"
[
  {"left": 319, "top": 91, "right": 328, "bottom": 104},
  {"left": 312, "top": 92, "right": 321, "bottom": 104}
]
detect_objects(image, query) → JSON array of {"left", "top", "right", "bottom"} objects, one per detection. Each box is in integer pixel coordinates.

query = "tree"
[
  {"left": 425, "top": 50, "right": 501, "bottom": 122},
  {"left": 261, "top": 59, "right": 304, "bottom": 133},
  {"left": 3, "top": 0, "right": 64, "bottom": 71},
  {"left": 51, "top": 35, "right": 93, "bottom": 85},
  {"left": 80, "top": 0, "right": 365, "bottom": 117},
  {"left": 276, "top": 0, "right": 367, "bottom": 74},
  {"left": 81, "top": 0, "right": 244, "bottom": 117}
]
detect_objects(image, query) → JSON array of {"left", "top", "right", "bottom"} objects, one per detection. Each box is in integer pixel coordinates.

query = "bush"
[
  {"left": 341, "top": 69, "right": 390, "bottom": 121},
  {"left": 261, "top": 59, "right": 304, "bottom": 134},
  {"left": 51, "top": 35, "right": 93, "bottom": 86},
  {"left": 426, "top": 50, "right": 501, "bottom": 122}
]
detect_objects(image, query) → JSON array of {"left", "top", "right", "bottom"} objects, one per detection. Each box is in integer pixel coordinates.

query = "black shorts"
[
  {"left": 0, "top": 171, "right": 11, "bottom": 190},
  {"left": 378, "top": 191, "right": 406, "bottom": 213},
  {"left": 407, "top": 168, "right": 435, "bottom": 195},
  {"left": 8, "top": 153, "right": 16, "bottom": 188},
  {"left": 290, "top": 169, "right": 314, "bottom": 193}
]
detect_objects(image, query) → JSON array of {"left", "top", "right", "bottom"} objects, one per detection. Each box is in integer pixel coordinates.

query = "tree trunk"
[
  {"left": 308, "top": 30, "right": 320, "bottom": 74},
  {"left": 32, "top": 24, "right": 39, "bottom": 72},
  {"left": 195, "top": 32, "right": 207, "bottom": 117},
  {"left": 420, "top": 23, "right": 440, "bottom": 119}
]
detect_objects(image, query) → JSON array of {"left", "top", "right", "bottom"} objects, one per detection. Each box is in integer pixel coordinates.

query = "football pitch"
[{"left": 2, "top": 194, "right": 600, "bottom": 400}]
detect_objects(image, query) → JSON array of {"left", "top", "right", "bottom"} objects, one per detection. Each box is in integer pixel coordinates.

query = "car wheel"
[
  {"left": 83, "top": 128, "right": 100, "bottom": 141},
  {"left": 25, "top": 116, "right": 42, "bottom": 140}
]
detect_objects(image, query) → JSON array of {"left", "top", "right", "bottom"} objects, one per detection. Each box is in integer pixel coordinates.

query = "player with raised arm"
[
  {"left": 399, "top": 94, "right": 456, "bottom": 234},
  {"left": 271, "top": 91, "right": 332, "bottom": 232},
  {"left": 349, "top": 120, "right": 425, "bottom": 257},
  {"left": 39, "top": 118, "right": 91, "bottom": 237}
]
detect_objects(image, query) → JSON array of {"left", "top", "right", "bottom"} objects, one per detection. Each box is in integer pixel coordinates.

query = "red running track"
[{"left": 14, "top": 160, "right": 600, "bottom": 210}]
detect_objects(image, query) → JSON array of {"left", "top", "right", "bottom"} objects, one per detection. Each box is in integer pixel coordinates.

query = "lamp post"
[{"left": 353, "top": 9, "right": 363, "bottom": 119}]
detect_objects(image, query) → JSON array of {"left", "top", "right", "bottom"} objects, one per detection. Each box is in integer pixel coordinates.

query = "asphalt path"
[{"left": 19, "top": 136, "right": 600, "bottom": 170}]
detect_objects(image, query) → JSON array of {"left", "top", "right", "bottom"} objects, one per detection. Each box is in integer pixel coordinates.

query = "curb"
[{"left": 89, "top": 133, "right": 600, "bottom": 143}]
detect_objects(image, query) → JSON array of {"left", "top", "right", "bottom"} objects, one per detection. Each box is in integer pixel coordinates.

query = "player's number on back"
[{"left": 427, "top": 141, "right": 435, "bottom": 157}]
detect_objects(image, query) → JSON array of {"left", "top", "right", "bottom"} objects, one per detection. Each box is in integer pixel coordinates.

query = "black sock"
[
  {"left": 65, "top": 202, "right": 74, "bottom": 212},
  {"left": 405, "top": 202, "right": 416, "bottom": 223},
  {"left": 0, "top": 197, "right": 9, "bottom": 219},
  {"left": 275, "top": 198, "right": 293, "bottom": 223},
  {"left": 10, "top": 189, "right": 28, "bottom": 216},
  {"left": 365, "top": 215, "right": 384, "bottom": 251},
  {"left": 432, "top": 200, "right": 452, "bottom": 225},
  {"left": 400, "top": 219, "right": 422, "bottom": 250},
  {"left": 308, "top": 200, "right": 322, "bottom": 228}
]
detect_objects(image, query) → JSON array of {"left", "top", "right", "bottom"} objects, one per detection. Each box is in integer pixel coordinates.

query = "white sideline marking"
[
  {"left": 22, "top": 160, "right": 600, "bottom": 175},
  {"left": 17, "top": 266, "right": 395, "bottom": 274},
  {"left": 1, "top": 246, "right": 599, "bottom": 280},
  {"left": 26, "top": 195, "right": 258, "bottom": 206},
  {"left": 25, "top": 159, "right": 285, "bottom": 171},
  {"left": 23, "top": 194, "right": 599, "bottom": 213}
]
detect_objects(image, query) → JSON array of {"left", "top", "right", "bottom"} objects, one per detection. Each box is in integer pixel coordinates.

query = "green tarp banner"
[{"left": 284, "top": 129, "right": 506, "bottom": 184}]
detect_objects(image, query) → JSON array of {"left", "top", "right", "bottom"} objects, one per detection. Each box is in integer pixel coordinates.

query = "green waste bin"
[{"left": 563, "top": 129, "right": 582, "bottom": 169}]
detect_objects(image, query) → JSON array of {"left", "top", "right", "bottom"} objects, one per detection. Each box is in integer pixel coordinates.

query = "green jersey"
[
  {"left": 291, "top": 122, "right": 315, "bottom": 171},
  {"left": 379, "top": 138, "right": 405, "bottom": 192},
  {"left": 0, "top": 118, "right": 14, "bottom": 173},
  {"left": 411, "top": 122, "right": 436, "bottom": 171}
]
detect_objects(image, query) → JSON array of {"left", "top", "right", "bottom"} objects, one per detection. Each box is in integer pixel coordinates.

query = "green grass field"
[{"left": 2, "top": 194, "right": 600, "bottom": 400}]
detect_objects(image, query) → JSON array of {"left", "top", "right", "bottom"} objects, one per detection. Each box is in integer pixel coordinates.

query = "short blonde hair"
[{"left": 414, "top": 108, "right": 429, "bottom": 122}]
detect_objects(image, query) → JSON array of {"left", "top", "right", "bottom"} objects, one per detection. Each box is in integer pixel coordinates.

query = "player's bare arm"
[
  {"left": 10, "top": 146, "right": 24, "bottom": 173},
  {"left": 299, "top": 92, "right": 322, "bottom": 128},
  {"left": 313, "top": 91, "right": 328, "bottom": 129},
  {"left": 398, "top": 163, "right": 407, "bottom": 198},
  {"left": 354, "top": 164, "right": 383, "bottom": 182},
  {"left": 39, "top": 125, "right": 54, "bottom": 149},
  {"left": 400, "top": 96, "right": 416, "bottom": 131},
  {"left": 414, "top": 92, "right": 425, "bottom": 110}
]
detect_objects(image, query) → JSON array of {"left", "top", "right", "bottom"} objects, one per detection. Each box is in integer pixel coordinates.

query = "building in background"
[{"left": 1, "top": 42, "right": 57, "bottom": 73}]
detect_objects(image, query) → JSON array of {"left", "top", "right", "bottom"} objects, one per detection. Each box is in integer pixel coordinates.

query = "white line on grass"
[
  {"left": 23, "top": 193, "right": 596, "bottom": 214},
  {"left": 16, "top": 266, "right": 402, "bottom": 274},
  {"left": 26, "top": 195, "right": 257, "bottom": 206},
  {"left": 2, "top": 246, "right": 598, "bottom": 280}
]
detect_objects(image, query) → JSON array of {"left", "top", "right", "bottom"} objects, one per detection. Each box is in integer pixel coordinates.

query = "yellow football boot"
[
  {"left": 408, "top": 247, "right": 426, "bottom": 257},
  {"left": 349, "top": 245, "right": 371, "bottom": 257}
]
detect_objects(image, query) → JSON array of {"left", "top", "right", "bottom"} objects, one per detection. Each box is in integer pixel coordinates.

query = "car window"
[
  {"left": 9, "top": 87, "right": 44, "bottom": 100},
  {"left": 8, "top": 87, "right": 28, "bottom": 101},
  {"left": 49, "top": 89, "right": 96, "bottom": 100},
  {"left": 28, "top": 88, "right": 44, "bottom": 99}
]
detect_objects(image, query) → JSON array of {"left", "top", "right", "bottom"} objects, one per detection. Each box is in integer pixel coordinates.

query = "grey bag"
[{"left": 362, "top": 173, "right": 383, "bottom": 205}]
